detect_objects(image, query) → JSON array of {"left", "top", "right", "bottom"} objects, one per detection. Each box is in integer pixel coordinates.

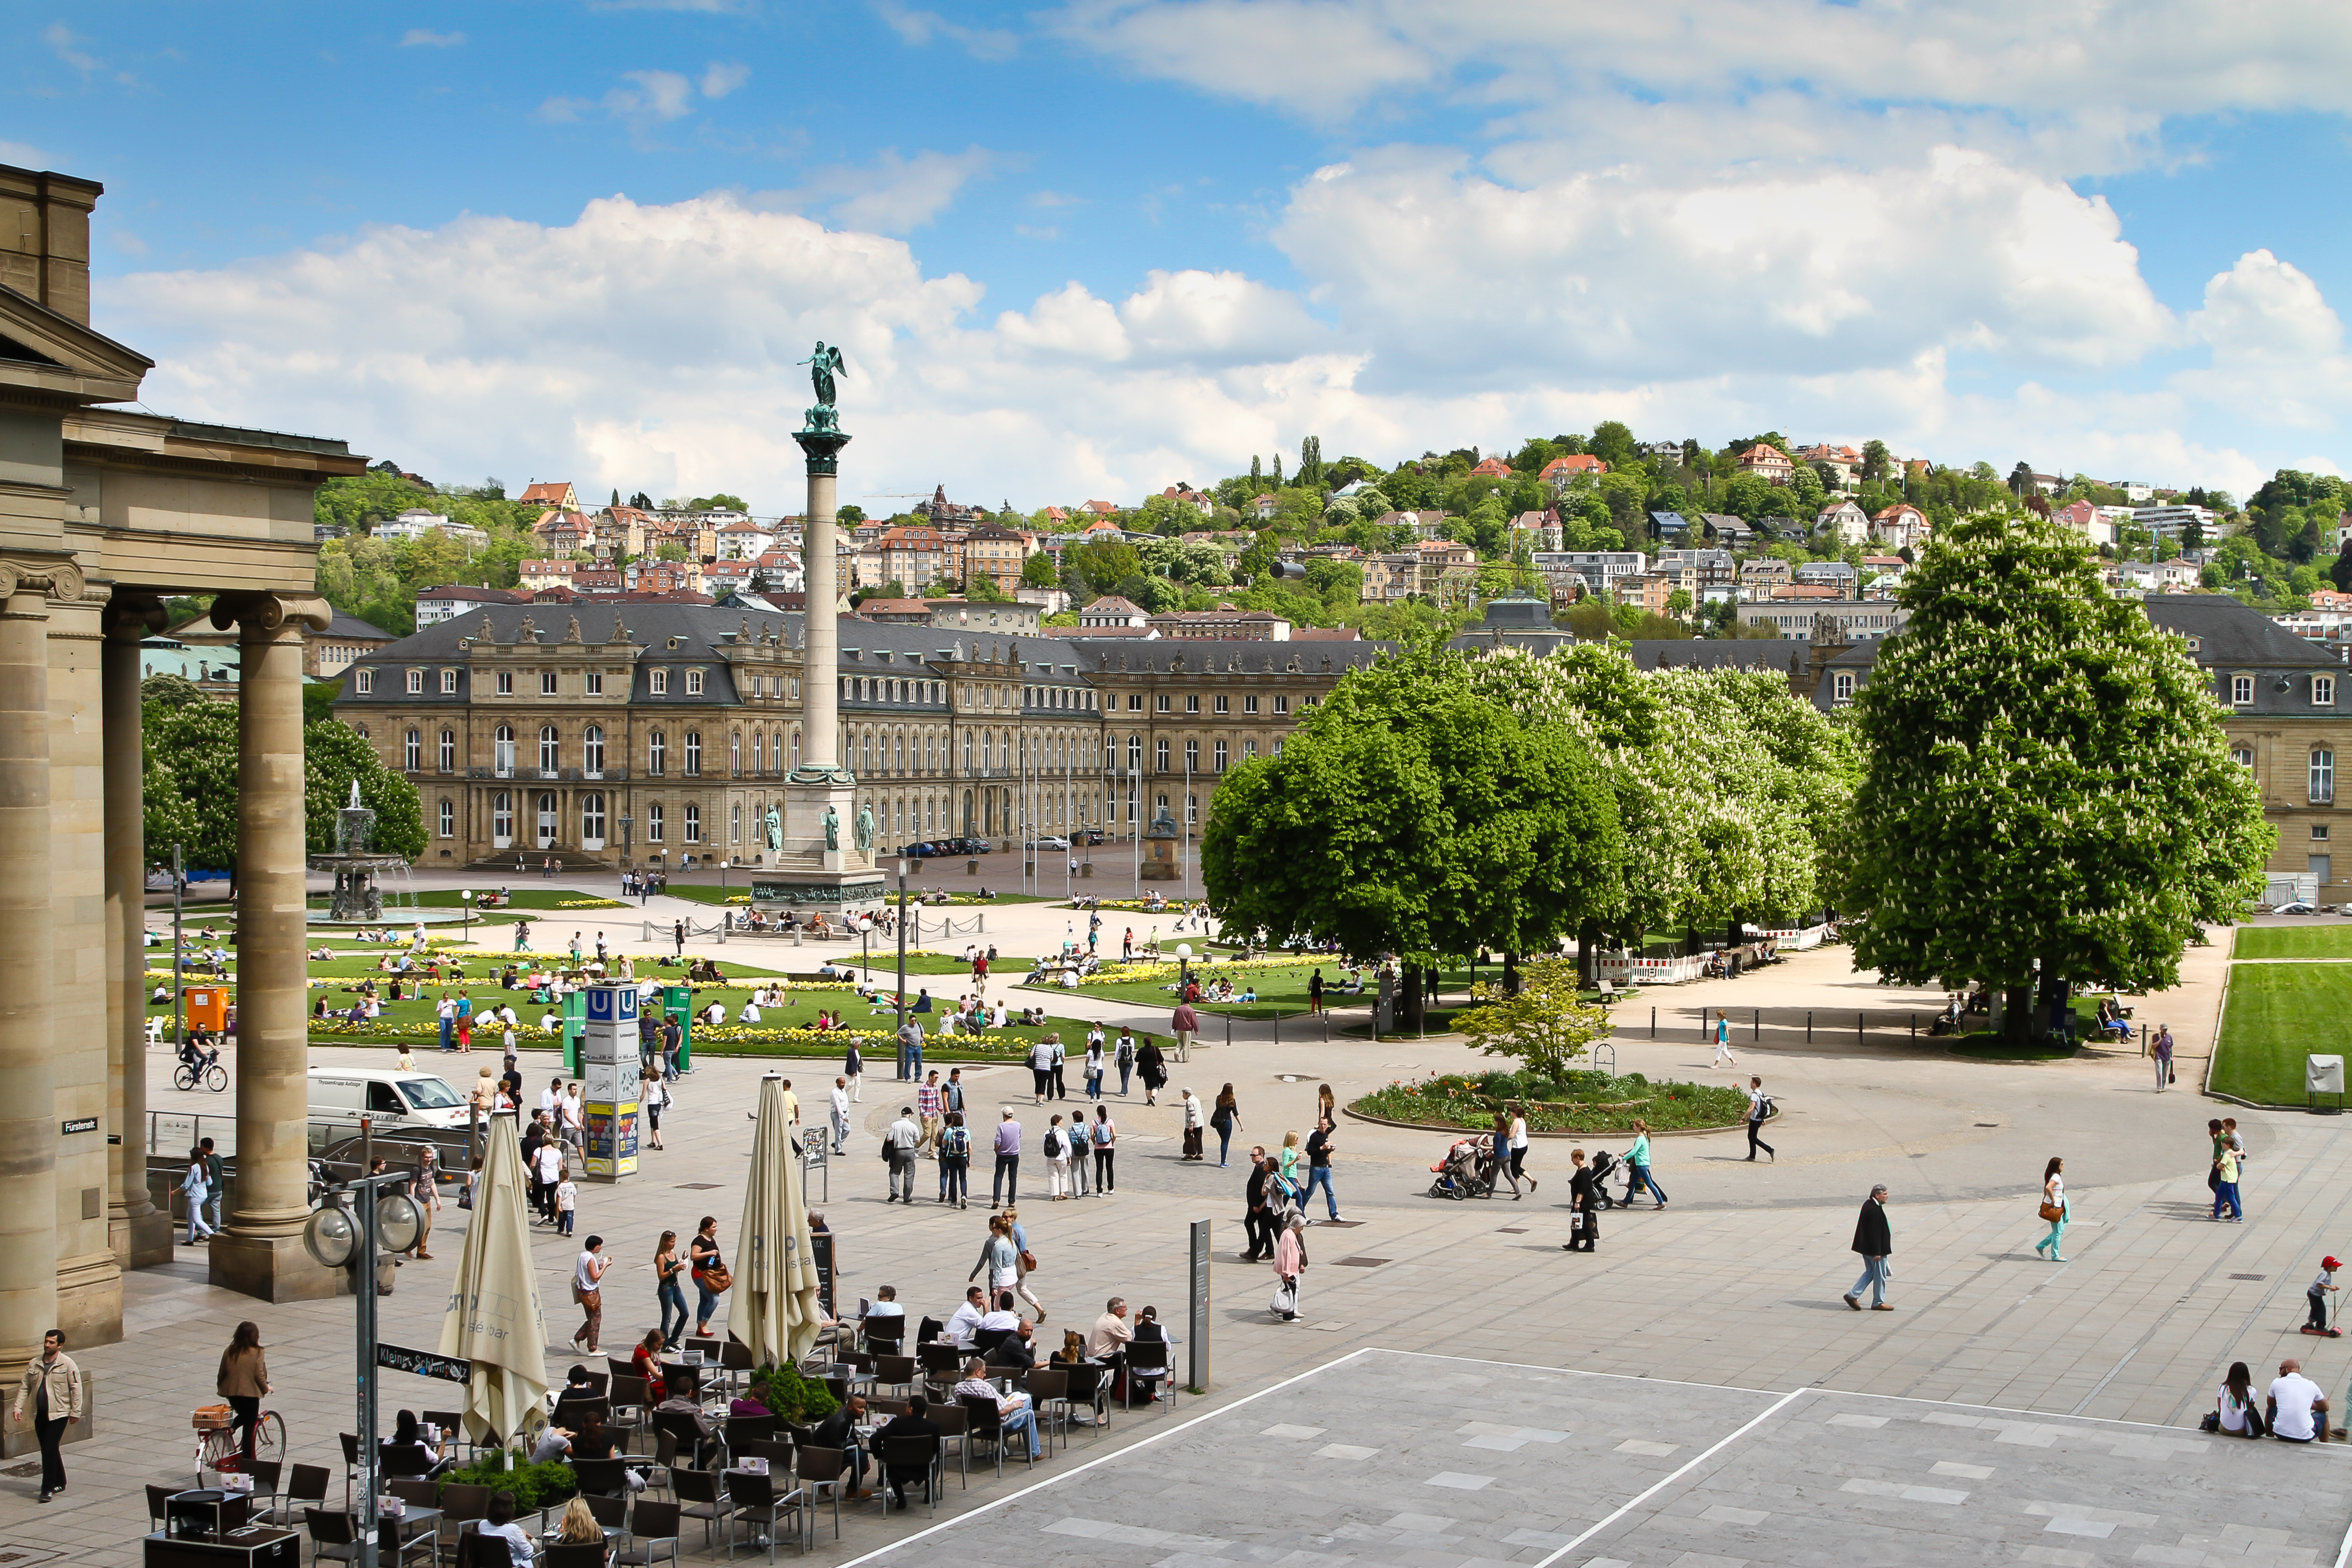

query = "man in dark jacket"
[
  {"left": 1845, "top": 1185, "right": 1893, "bottom": 1310},
  {"left": 871, "top": 1394, "right": 943, "bottom": 1506},
  {"left": 1561, "top": 1149, "right": 1599, "bottom": 1252},
  {"left": 810, "top": 1392, "right": 870, "bottom": 1495}
]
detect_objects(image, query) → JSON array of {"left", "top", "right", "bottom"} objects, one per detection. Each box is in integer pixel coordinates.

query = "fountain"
[{"left": 307, "top": 781, "right": 463, "bottom": 927}]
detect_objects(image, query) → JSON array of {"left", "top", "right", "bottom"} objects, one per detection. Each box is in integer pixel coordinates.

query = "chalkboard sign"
[{"left": 377, "top": 1342, "right": 471, "bottom": 1383}]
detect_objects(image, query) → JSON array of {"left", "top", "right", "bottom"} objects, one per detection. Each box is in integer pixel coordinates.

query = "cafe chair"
[
  {"left": 543, "top": 1545, "right": 608, "bottom": 1568},
  {"left": 148, "top": 1483, "right": 182, "bottom": 1533},
  {"left": 582, "top": 1493, "right": 631, "bottom": 1542},
  {"left": 724, "top": 1414, "right": 780, "bottom": 1451},
  {"left": 573, "top": 1458, "right": 629, "bottom": 1499},
  {"left": 790, "top": 1444, "right": 848, "bottom": 1549},
  {"left": 959, "top": 1395, "right": 1034, "bottom": 1480},
  {"left": 670, "top": 1470, "right": 735, "bottom": 1553},
  {"left": 722, "top": 1469, "right": 799, "bottom": 1563},
  {"left": 306, "top": 1508, "right": 363, "bottom": 1568},
  {"left": 388, "top": 1479, "right": 437, "bottom": 1511},
  {"left": 1024, "top": 1367, "right": 1072, "bottom": 1454},
  {"left": 734, "top": 1439, "right": 794, "bottom": 1472},
  {"left": 338, "top": 1434, "right": 362, "bottom": 1510},
  {"left": 423, "top": 1410, "right": 471, "bottom": 1463},
  {"left": 862, "top": 1315, "right": 904, "bottom": 1355},
  {"left": 923, "top": 1403, "right": 968, "bottom": 1488},
  {"left": 872, "top": 1355, "right": 918, "bottom": 1400},
  {"left": 273, "top": 1465, "right": 333, "bottom": 1528},
  {"left": 913, "top": 1315, "right": 945, "bottom": 1347},
  {"left": 877, "top": 1435, "right": 942, "bottom": 1518},
  {"left": 614, "top": 1499, "right": 680, "bottom": 1568},
  {"left": 1058, "top": 1363, "right": 1110, "bottom": 1439},
  {"left": 1124, "top": 1340, "right": 1179, "bottom": 1415},
  {"left": 453, "top": 1525, "right": 515, "bottom": 1568}
]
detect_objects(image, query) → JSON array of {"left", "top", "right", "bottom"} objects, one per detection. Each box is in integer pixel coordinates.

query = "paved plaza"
[
  {"left": 11, "top": 884, "right": 2352, "bottom": 1563},
  {"left": 848, "top": 1350, "right": 2352, "bottom": 1568}
]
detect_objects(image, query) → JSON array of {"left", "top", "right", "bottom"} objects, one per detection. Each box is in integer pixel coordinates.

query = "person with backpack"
[
  {"left": 938, "top": 1111, "right": 971, "bottom": 1208},
  {"left": 1067, "top": 1111, "right": 1093, "bottom": 1197},
  {"left": 1045, "top": 1114, "right": 1073, "bottom": 1198},
  {"left": 1084, "top": 1035, "right": 1106, "bottom": 1101},
  {"left": 1092, "top": 1104, "right": 1118, "bottom": 1193},
  {"left": 1745, "top": 1076, "right": 1776, "bottom": 1161},
  {"left": 1115, "top": 1029, "right": 1136, "bottom": 1096}
]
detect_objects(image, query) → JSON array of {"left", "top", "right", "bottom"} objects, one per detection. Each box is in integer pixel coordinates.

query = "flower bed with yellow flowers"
[{"left": 1072, "top": 952, "right": 1326, "bottom": 988}]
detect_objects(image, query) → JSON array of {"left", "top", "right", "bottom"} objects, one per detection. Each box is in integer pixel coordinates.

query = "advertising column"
[{"left": 580, "top": 985, "right": 641, "bottom": 1181}]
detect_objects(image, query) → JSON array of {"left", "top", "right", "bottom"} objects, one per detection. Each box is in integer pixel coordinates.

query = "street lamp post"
[
  {"left": 894, "top": 858, "right": 911, "bottom": 1034},
  {"left": 857, "top": 914, "right": 873, "bottom": 981},
  {"left": 461, "top": 888, "right": 473, "bottom": 942},
  {"left": 620, "top": 814, "right": 633, "bottom": 887},
  {"left": 1176, "top": 942, "right": 1193, "bottom": 998}
]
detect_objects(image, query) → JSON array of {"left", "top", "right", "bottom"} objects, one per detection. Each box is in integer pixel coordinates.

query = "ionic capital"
[
  {"left": 209, "top": 591, "right": 333, "bottom": 640},
  {"left": 0, "top": 558, "right": 88, "bottom": 605},
  {"left": 101, "top": 593, "right": 168, "bottom": 642}
]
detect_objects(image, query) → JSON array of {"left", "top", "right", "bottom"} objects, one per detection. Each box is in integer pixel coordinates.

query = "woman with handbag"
[
  {"left": 653, "top": 1230, "right": 689, "bottom": 1350},
  {"left": 2033, "top": 1156, "right": 2069, "bottom": 1261},
  {"left": 689, "top": 1216, "right": 729, "bottom": 1337}
]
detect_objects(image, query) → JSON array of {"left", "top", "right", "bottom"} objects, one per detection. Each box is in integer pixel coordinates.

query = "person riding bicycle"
[{"left": 178, "top": 1029, "right": 219, "bottom": 1075}]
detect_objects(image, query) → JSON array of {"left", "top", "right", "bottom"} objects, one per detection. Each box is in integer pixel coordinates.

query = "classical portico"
[{"left": 0, "top": 162, "right": 362, "bottom": 1436}]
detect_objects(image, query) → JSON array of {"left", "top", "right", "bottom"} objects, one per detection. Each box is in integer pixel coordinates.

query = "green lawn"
[
  {"left": 2233, "top": 925, "right": 2352, "bottom": 960},
  {"left": 2212, "top": 963, "right": 2352, "bottom": 1105},
  {"left": 1072, "top": 962, "right": 1503, "bottom": 1021}
]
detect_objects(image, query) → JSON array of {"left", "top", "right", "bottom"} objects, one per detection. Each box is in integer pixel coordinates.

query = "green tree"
[
  {"left": 144, "top": 697, "right": 239, "bottom": 870},
  {"left": 1020, "top": 551, "right": 1060, "bottom": 589},
  {"left": 1590, "top": 421, "right": 1637, "bottom": 469},
  {"left": 965, "top": 572, "right": 1012, "bottom": 602},
  {"left": 689, "top": 493, "right": 747, "bottom": 511},
  {"left": 1202, "top": 640, "right": 1624, "bottom": 1030},
  {"left": 1072, "top": 541, "right": 1143, "bottom": 596},
  {"left": 1842, "top": 514, "right": 2272, "bottom": 1041},
  {"left": 1455, "top": 958, "right": 1610, "bottom": 1081}
]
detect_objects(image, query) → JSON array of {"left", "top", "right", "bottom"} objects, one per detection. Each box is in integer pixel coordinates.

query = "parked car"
[
  {"left": 2274, "top": 900, "right": 2318, "bottom": 915},
  {"left": 1024, "top": 835, "right": 1071, "bottom": 852},
  {"left": 1077, "top": 829, "right": 1107, "bottom": 846}
]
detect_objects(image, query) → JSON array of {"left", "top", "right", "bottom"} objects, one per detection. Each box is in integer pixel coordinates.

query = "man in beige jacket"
[{"left": 13, "top": 1328, "right": 82, "bottom": 1502}]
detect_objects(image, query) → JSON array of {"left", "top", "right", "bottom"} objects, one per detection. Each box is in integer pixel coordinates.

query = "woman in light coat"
[
  {"left": 181, "top": 1146, "right": 215, "bottom": 1244},
  {"left": 1272, "top": 1213, "right": 1308, "bottom": 1320}
]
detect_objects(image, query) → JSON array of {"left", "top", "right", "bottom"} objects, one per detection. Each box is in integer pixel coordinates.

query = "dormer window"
[
  {"left": 2318, "top": 675, "right": 2337, "bottom": 707},
  {"left": 650, "top": 669, "right": 669, "bottom": 695},
  {"left": 2232, "top": 675, "right": 2254, "bottom": 705}
]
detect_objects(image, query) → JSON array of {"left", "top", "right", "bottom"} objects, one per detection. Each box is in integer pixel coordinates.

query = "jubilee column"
[
  {"left": 208, "top": 591, "right": 336, "bottom": 1302},
  {"left": 771, "top": 341, "right": 880, "bottom": 915}
]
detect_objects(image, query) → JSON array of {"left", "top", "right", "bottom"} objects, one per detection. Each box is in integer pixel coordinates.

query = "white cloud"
[
  {"left": 398, "top": 28, "right": 466, "bottom": 47},
  {"left": 874, "top": 2, "right": 1019, "bottom": 61},
  {"left": 2177, "top": 250, "right": 2352, "bottom": 431},
  {"left": 759, "top": 148, "right": 996, "bottom": 234},
  {"left": 43, "top": 21, "right": 102, "bottom": 73},
  {"left": 699, "top": 61, "right": 751, "bottom": 98}
]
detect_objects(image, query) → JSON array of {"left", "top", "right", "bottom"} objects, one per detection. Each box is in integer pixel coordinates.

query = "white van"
[{"left": 308, "top": 1067, "right": 471, "bottom": 1133}]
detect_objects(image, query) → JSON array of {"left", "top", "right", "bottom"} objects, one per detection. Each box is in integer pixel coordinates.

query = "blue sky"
[{"left": 16, "top": 3, "right": 2352, "bottom": 512}]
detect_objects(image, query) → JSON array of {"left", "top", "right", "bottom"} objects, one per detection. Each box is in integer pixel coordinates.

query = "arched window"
[
  {"left": 2315, "top": 749, "right": 2337, "bottom": 805},
  {"left": 492, "top": 791, "right": 513, "bottom": 845},
  {"left": 648, "top": 730, "right": 666, "bottom": 776},
  {"left": 1157, "top": 739, "right": 1171, "bottom": 773},
  {"left": 647, "top": 803, "right": 665, "bottom": 843},
  {"left": 438, "top": 728, "right": 455, "bottom": 773},
  {"left": 1127, "top": 734, "right": 1141, "bottom": 772},
  {"left": 538, "top": 725, "right": 560, "bottom": 773},
  {"left": 684, "top": 803, "right": 701, "bottom": 844},
  {"left": 494, "top": 724, "right": 514, "bottom": 777},
  {"left": 438, "top": 799, "right": 454, "bottom": 838},
  {"left": 730, "top": 731, "right": 741, "bottom": 775},
  {"left": 731, "top": 802, "right": 741, "bottom": 844},
  {"left": 535, "top": 791, "right": 559, "bottom": 847},
  {"left": 791, "top": 730, "right": 801, "bottom": 770},
  {"left": 582, "top": 725, "right": 605, "bottom": 778},
  {"left": 581, "top": 793, "right": 606, "bottom": 847},
  {"left": 404, "top": 729, "right": 421, "bottom": 771},
  {"left": 754, "top": 731, "right": 765, "bottom": 773},
  {"left": 684, "top": 731, "right": 702, "bottom": 777},
  {"left": 1185, "top": 739, "right": 1198, "bottom": 773}
]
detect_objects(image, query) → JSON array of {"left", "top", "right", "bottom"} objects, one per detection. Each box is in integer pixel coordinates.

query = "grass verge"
[
  {"left": 1352, "top": 1070, "right": 1748, "bottom": 1135},
  {"left": 2212, "top": 962, "right": 2352, "bottom": 1105},
  {"left": 2233, "top": 924, "right": 2352, "bottom": 960}
]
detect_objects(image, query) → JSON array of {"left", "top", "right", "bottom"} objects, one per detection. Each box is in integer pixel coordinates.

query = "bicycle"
[
  {"left": 193, "top": 1403, "right": 286, "bottom": 1484},
  {"left": 174, "top": 1059, "right": 228, "bottom": 1093}
]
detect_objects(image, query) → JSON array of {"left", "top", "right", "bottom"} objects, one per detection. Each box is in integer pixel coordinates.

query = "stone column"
[
  {"left": 103, "top": 596, "right": 170, "bottom": 1269},
  {"left": 801, "top": 464, "right": 841, "bottom": 770},
  {"left": 0, "top": 567, "right": 55, "bottom": 1385},
  {"left": 208, "top": 591, "right": 335, "bottom": 1303}
]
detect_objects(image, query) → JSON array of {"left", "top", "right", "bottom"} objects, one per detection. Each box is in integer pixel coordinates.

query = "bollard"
[
  {"left": 1700, "top": 1007, "right": 1708, "bottom": 1045},
  {"left": 1651, "top": 1006, "right": 1657, "bottom": 1038},
  {"left": 1857, "top": 1011, "right": 1864, "bottom": 1047},
  {"left": 1807, "top": 1010, "right": 1813, "bottom": 1042},
  {"left": 1753, "top": 1007, "right": 1759, "bottom": 1042},
  {"left": 2141, "top": 1022, "right": 2149, "bottom": 1057},
  {"left": 1226, "top": 1014, "right": 1232, "bottom": 1050},
  {"left": 1273, "top": 1013, "right": 1280, "bottom": 1047},
  {"left": 1910, "top": 1013, "right": 1915, "bottom": 1041}
]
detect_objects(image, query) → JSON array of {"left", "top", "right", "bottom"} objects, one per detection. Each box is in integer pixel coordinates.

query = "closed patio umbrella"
[
  {"left": 738, "top": 1075, "right": 825, "bottom": 1367},
  {"left": 438, "top": 1111, "right": 549, "bottom": 1446}
]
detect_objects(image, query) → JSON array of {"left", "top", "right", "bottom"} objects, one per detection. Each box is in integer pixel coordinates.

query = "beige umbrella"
[
  {"left": 738, "top": 1075, "right": 826, "bottom": 1367},
  {"left": 438, "top": 1112, "right": 549, "bottom": 1447}
]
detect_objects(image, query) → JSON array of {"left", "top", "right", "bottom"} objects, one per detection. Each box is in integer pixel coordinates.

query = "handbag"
[
  {"left": 2039, "top": 1201, "right": 2064, "bottom": 1222},
  {"left": 702, "top": 1263, "right": 733, "bottom": 1293},
  {"left": 1270, "top": 1279, "right": 1298, "bottom": 1318},
  {"left": 1018, "top": 1249, "right": 1038, "bottom": 1272}
]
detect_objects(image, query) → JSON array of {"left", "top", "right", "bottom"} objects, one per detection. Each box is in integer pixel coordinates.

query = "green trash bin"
[
  {"left": 663, "top": 984, "right": 695, "bottom": 1072},
  {"left": 561, "top": 989, "right": 586, "bottom": 1076}
]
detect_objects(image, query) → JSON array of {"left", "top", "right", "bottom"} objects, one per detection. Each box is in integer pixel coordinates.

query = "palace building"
[{"left": 332, "top": 605, "right": 1388, "bottom": 863}]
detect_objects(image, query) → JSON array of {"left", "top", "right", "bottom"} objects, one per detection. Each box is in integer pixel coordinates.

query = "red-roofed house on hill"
[
  {"left": 1872, "top": 502, "right": 1930, "bottom": 551},
  {"left": 1540, "top": 455, "right": 1609, "bottom": 486},
  {"left": 1736, "top": 444, "right": 1795, "bottom": 485},
  {"left": 1161, "top": 486, "right": 1215, "bottom": 516},
  {"left": 1080, "top": 500, "right": 1121, "bottom": 516},
  {"left": 534, "top": 508, "right": 592, "bottom": 555},
  {"left": 518, "top": 480, "right": 577, "bottom": 510},
  {"left": 1469, "top": 457, "right": 1512, "bottom": 479}
]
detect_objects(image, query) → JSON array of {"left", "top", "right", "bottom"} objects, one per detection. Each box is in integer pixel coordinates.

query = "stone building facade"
[
  {"left": 0, "top": 161, "right": 360, "bottom": 1390},
  {"left": 335, "top": 605, "right": 1387, "bottom": 863}
]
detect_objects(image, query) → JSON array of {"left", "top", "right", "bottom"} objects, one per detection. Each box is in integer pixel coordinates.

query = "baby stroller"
[
  {"left": 1586, "top": 1147, "right": 1621, "bottom": 1208},
  {"left": 1427, "top": 1136, "right": 1495, "bottom": 1200}
]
